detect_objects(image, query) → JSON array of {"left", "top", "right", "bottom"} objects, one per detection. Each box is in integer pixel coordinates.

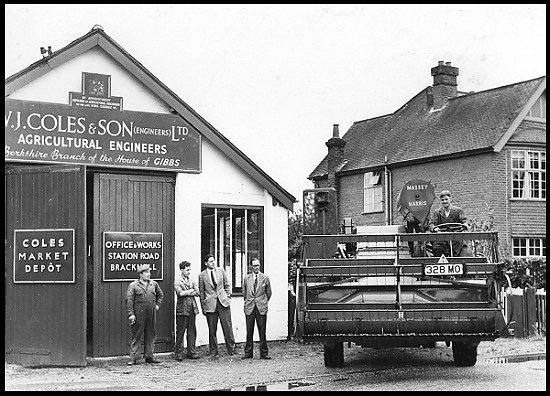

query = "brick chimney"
[
  {"left": 325, "top": 124, "right": 346, "bottom": 189},
  {"left": 429, "top": 61, "right": 459, "bottom": 109}
]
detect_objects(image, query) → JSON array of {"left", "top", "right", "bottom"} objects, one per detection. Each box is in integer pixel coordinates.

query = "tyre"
[
  {"left": 452, "top": 341, "right": 478, "bottom": 366},
  {"left": 323, "top": 342, "right": 344, "bottom": 368},
  {"left": 425, "top": 340, "right": 437, "bottom": 348}
]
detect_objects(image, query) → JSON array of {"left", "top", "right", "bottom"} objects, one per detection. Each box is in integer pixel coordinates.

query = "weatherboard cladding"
[
  {"left": 309, "top": 76, "right": 545, "bottom": 179},
  {"left": 5, "top": 26, "right": 295, "bottom": 210}
]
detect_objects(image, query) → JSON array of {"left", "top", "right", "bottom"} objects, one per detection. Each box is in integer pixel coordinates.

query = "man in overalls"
[{"left": 126, "top": 263, "right": 164, "bottom": 365}]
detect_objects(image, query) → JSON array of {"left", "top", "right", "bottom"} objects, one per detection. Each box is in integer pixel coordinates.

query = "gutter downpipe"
[{"left": 384, "top": 155, "right": 392, "bottom": 225}]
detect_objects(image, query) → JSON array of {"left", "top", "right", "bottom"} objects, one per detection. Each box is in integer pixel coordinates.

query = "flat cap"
[{"left": 137, "top": 264, "right": 151, "bottom": 273}]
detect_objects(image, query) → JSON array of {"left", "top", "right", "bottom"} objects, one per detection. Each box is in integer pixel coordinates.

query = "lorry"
[{"left": 295, "top": 182, "right": 508, "bottom": 367}]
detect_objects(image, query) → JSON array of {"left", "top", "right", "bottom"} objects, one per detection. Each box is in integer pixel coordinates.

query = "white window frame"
[
  {"left": 202, "top": 205, "right": 263, "bottom": 294},
  {"left": 511, "top": 150, "right": 546, "bottom": 200},
  {"left": 512, "top": 237, "right": 546, "bottom": 258},
  {"left": 363, "top": 171, "right": 383, "bottom": 213}
]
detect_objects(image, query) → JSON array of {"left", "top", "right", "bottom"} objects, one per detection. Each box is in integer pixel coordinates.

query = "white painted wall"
[
  {"left": 9, "top": 47, "right": 290, "bottom": 350},
  {"left": 175, "top": 138, "right": 290, "bottom": 347},
  {"left": 9, "top": 48, "right": 171, "bottom": 114}
]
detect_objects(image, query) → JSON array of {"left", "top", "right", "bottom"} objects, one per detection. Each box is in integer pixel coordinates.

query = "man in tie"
[
  {"left": 242, "top": 258, "right": 272, "bottom": 360},
  {"left": 198, "top": 254, "right": 236, "bottom": 357}
]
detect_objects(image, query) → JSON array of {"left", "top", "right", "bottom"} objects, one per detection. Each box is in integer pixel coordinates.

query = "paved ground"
[{"left": 4, "top": 336, "right": 546, "bottom": 391}]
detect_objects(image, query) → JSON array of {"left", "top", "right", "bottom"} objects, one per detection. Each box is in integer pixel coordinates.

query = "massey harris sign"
[{"left": 5, "top": 73, "right": 201, "bottom": 172}]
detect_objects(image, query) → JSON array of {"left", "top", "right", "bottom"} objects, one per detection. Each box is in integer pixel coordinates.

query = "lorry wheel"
[
  {"left": 324, "top": 342, "right": 344, "bottom": 368},
  {"left": 452, "top": 341, "right": 478, "bottom": 366},
  {"left": 426, "top": 340, "right": 437, "bottom": 348}
]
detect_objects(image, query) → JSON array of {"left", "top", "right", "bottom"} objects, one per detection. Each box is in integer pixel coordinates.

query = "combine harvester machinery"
[{"left": 296, "top": 181, "right": 507, "bottom": 367}]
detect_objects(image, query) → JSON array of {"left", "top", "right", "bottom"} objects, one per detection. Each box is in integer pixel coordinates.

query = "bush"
[{"left": 502, "top": 257, "right": 546, "bottom": 289}]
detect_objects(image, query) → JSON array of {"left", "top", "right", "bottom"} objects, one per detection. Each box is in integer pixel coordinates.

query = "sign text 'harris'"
[{"left": 5, "top": 73, "right": 201, "bottom": 172}]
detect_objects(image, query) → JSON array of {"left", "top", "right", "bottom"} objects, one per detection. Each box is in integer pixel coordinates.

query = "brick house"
[{"left": 308, "top": 61, "right": 546, "bottom": 259}]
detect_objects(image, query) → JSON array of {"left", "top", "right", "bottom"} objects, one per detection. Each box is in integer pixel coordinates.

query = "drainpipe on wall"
[{"left": 384, "top": 155, "right": 392, "bottom": 225}]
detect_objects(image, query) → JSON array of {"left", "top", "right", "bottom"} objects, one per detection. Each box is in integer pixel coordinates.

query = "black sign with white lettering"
[
  {"left": 103, "top": 232, "right": 163, "bottom": 281},
  {"left": 397, "top": 179, "right": 435, "bottom": 223},
  {"left": 5, "top": 97, "right": 201, "bottom": 172},
  {"left": 13, "top": 229, "right": 75, "bottom": 283}
]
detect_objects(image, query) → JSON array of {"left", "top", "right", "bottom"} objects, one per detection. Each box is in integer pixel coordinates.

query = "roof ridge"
[
  {"left": 353, "top": 113, "right": 392, "bottom": 125},
  {"left": 451, "top": 75, "right": 545, "bottom": 100}
]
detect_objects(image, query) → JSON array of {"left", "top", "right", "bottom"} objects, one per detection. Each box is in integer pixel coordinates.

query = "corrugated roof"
[{"left": 310, "top": 76, "right": 546, "bottom": 179}]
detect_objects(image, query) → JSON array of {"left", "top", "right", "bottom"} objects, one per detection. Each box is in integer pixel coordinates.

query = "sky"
[{"left": 5, "top": 4, "right": 547, "bottom": 211}]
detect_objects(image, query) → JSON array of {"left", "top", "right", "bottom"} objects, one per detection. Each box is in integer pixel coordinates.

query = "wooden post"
[{"left": 524, "top": 287, "right": 537, "bottom": 336}]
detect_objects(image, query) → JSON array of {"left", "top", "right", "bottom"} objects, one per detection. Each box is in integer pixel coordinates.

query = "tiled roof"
[{"left": 309, "top": 76, "right": 546, "bottom": 179}]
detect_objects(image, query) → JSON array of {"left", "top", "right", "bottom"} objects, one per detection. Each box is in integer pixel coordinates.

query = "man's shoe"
[
  {"left": 145, "top": 358, "right": 161, "bottom": 364},
  {"left": 260, "top": 356, "right": 272, "bottom": 360},
  {"left": 242, "top": 355, "right": 253, "bottom": 359},
  {"left": 187, "top": 354, "right": 200, "bottom": 359},
  {"left": 127, "top": 358, "right": 138, "bottom": 366},
  {"left": 175, "top": 355, "right": 184, "bottom": 361}
]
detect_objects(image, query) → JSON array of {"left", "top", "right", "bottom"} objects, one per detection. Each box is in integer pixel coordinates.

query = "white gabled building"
[{"left": 5, "top": 25, "right": 295, "bottom": 366}]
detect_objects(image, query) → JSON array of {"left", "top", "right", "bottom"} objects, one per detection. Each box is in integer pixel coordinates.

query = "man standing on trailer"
[{"left": 126, "top": 263, "right": 164, "bottom": 365}]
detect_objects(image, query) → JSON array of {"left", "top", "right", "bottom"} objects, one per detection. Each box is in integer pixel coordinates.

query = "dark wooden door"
[
  {"left": 5, "top": 164, "right": 87, "bottom": 366},
  {"left": 91, "top": 172, "right": 175, "bottom": 357}
]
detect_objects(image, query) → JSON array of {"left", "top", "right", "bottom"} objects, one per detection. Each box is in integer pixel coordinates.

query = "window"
[
  {"left": 526, "top": 93, "right": 546, "bottom": 120},
  {"left": 201, "top": 205, "right": 263, "bottom": 294},
  {"left": 511, "top": 150, "right": 546, "bottom": 199},
  {"left": 363, "top": 171, "right": 383, "bottom": 213},
  {"left": 512, "top": 238, "right": 546, "bottom": 258}
]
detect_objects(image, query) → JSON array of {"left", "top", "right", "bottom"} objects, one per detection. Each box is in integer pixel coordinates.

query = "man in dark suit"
[
  {"left": 242, "top": 258, "right": 272, "bottom": 360},
  {"left": 198, "top": 254, "right": 236, "bottom": 357},
  {"left": 429, "top": 189, "right": 472, "bottom": 257}
]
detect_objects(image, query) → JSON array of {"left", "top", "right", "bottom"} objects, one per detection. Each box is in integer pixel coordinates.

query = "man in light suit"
[
  {"left": 198, "top": 254, "right": 236, "bottom": 357},
  {"left": 242, "top": 258, "right": 272, "bottom": 360}
]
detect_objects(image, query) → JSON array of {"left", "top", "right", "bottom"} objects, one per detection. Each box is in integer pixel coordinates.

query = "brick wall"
[
  {"left": 312, "top": 121, "right": 545, "bottom": 258},
  {"left": 389, "top": 152, "right": 500, "bottom": 230},
  {"left": 334, "top": 148, "right": 546, "bottom": 258},
  {"left": 339, "top": 172, "right": 386, "bottom": 226}
]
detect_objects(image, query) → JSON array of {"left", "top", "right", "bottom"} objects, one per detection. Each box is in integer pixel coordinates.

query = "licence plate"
[{"left": 423, "top": 263, "right": 464, "bottom": 276}]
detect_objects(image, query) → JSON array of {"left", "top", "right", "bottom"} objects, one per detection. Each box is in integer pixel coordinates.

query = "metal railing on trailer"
[{"left": 295, "top": 231, "right": 507, "bottom": 367}]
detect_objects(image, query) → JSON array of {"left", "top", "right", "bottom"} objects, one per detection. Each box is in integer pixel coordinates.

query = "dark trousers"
[
  {"left": 129, "top": 307, "right": 156, "bottom": 360},
  {"left": 205, "top": 299, "right": 235, "bottom": 354},
  {"left": 175, "top": 312, "right": 197, "bottom": 357},
  {"left": 244, "top": 306, "right": 268, "bottom": 358},
  {"left": 433, "top": 241, "right": 473, "bottom": 257}
]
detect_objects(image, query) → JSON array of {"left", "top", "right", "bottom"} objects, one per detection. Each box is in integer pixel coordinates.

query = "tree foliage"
[{"left": 288, "top": 209, "right": 304, "bottom": 262}]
